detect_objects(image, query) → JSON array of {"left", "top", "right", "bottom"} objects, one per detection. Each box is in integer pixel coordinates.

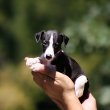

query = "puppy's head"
[{"left": 35, "top": 30, "right": 69, "bottom": 61}]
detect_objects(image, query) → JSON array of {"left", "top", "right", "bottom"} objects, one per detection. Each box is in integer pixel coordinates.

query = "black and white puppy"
[{"left": 35, "top": 30, "right": 89, "bottom": 103}]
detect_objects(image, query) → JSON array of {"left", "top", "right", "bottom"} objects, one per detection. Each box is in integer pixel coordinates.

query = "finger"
[
  {"left": 31, "top": 63, "right": 56, "bottom": 79},
  {"left": 32, "top": 66, "right": 69, "bottom": 84},
  {"left": 33, "top": 72, "right": 46, "bottom": 90},
  {"left": 36, "top": 63, "right": 68, "bottom": 80},
  {"left": 32, "top": 71, "right": 54, "bottom": 90}
]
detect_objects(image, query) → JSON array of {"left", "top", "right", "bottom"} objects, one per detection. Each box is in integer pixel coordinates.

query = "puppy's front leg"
[
  {"left": 25, "top": 57, "right": 56, "bottom": 72},
  {"left": 75, "top": 75, "right": 88, "bottom": 98}
]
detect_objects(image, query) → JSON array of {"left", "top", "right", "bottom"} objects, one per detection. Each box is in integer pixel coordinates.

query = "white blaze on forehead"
[
  {"left": 49, "top": 33, "right": 54, "bottom": 46},
  {"left": 44, "top": 33, "right": 54, "bottom": 59}
]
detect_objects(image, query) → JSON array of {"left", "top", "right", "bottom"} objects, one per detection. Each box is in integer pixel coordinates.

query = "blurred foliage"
[{"left": 0, "top": 0, "right": 110, "bottom": 110}]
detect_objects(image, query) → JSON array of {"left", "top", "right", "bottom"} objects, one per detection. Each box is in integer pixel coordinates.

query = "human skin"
[{"left": 29, "top": 62, "right": 97, "bottom": 110}]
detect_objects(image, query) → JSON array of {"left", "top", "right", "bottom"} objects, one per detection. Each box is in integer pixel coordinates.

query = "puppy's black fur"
[
  {"left": 51, "top": 51, "right": 89, "bottom": 103},
  {"left": 35, "top": 30, "right": 89, "bottom": 103}
]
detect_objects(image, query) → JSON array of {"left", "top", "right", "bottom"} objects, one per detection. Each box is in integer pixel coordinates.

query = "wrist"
[{"left": 60, "top": 92, "right": 83, "bottom": 110}]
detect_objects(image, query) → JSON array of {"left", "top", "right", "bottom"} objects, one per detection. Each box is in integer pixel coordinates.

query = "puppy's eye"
[
  {"left": 54, "top": 43, "right": 59, "bottom": 48},
  {"left": 42, "top": 41, "right": 48, "bottom": 46},
  {"left": 55, "top": 43, "right": 59, "bottom": 45},
  {"left": 43, "top": 41, "right": 46, "bottom": 44}
]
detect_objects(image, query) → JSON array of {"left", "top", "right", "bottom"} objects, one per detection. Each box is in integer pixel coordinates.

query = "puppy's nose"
[{"left": 46, "top": 54, "right": 52, "bottom": 60}]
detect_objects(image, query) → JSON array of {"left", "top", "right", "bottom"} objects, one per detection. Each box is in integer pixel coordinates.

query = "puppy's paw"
[
  {"left": 75, "top": 75, "right": 88, "bottom": 98},
  {"left": 25, "top": 57, "right": 40, "bottom": 67},
  {"left": 30, "top": 63, "right": 39, "bottom": 71},
  {"left": 34, "top": 57, "right": 41, "bottom": 63}
]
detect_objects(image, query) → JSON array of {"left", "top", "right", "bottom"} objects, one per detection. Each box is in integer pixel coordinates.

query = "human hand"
[
  {"left": 25, "top": 57, "right": 97, "bottom": 110},
  {"left": 31, "top": 63, "right": 83, "bottom": 110},
  {"left": 25, "top": 57, "right": 82, "bottom": 110}
]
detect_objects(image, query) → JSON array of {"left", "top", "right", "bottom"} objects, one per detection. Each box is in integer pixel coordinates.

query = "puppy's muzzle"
[{"left": 46, "top": 54, "right": 52, "bottom": 60}]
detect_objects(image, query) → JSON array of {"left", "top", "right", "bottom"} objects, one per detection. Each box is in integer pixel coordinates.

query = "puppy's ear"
[
  {"left": 60, "top": 33, "right": 69, "bottom": 47},
  {"left": 35, "top": 31, "right": 45, "bottom": 43}
]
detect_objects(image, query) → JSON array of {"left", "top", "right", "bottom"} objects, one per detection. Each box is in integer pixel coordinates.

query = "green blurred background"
[{"left": 0, "top": 0, "right": 110, "bottom": 110}]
